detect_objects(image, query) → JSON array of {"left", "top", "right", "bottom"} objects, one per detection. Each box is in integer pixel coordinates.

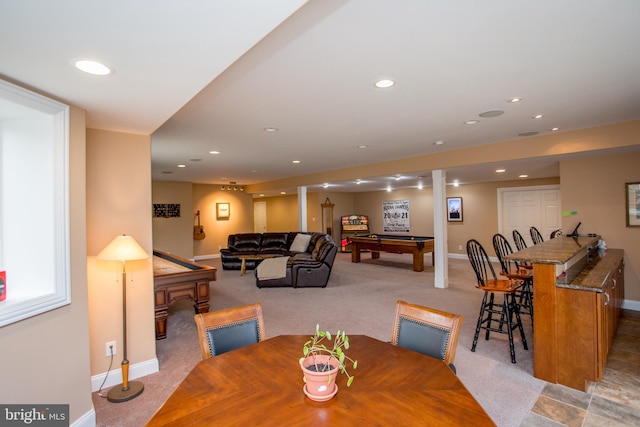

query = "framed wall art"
[
  {"left": 447, "top": 197, "right": 463, "bottom": 222},
  {"left": 216, "top": 202, "right": 230, "bottom": 220},
  {"left": 626, "top": 182, "right": 640, "bottom": 227}
]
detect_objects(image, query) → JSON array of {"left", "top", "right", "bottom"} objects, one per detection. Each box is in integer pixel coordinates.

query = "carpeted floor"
[{"left": 92, "top": 252, "right": 545, "bottom": 426}]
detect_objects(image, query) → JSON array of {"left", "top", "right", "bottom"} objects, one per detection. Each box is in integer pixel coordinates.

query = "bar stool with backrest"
[
  {"left": 550, "top": 229, "right": 563, "bottom": 239},
  {"left": 194, "top": 303, "right": 266, "bottom": 360},
  {"left": 492, "top": 233, "right": 533, "bottom": 321},
  {"left": 530, "top": 226, "right": 544, "bottom": 245},
  {"left": 512, "top": 229, "right": 533, "bottom": 270},
  {"left": 512, "top": 229, "right": 528, "bottom": 252},
  {"left": 391, "top": 300, "right": 464, "bottom": 374},
  {"left": 467, "top": 239, "right": 528, "bottom": 363}
]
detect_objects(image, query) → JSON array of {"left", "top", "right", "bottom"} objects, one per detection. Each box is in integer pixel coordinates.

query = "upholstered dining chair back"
[
  {"left": 194, "top": 303, "right": 266, "bottom": 360},
  {"left": 391, "top": 300, "right": 463, "bottom": 373}
]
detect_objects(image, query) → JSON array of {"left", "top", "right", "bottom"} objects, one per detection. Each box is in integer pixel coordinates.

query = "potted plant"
[{"left": 299, "top": 324, "right": 358, "bottom": 402}]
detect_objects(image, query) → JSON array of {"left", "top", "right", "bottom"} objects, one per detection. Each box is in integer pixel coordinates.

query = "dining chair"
[
  {"left": 391, "top": 300, "right": 463, "bottom": 373},
  {"left": 194, "top": 302, "right": 266, "bottom": 360},
  {"left": 530, "top": 226, "right": 544, "bottom": 245},
  {"left": 467, "top": 239, "right": 528, "bottom": 363},
  {"left": 492, "top": 234, "right": 533, "bottom": 320}
]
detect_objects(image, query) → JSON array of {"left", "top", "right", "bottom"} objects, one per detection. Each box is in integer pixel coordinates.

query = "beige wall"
[
  {"left": 192, "top": 184, "right": 255, "bottom": 257},
  {"left": 349, "top": 178, "right": 559, "bottom": 257},
  {"left": 259, "top": 192, "right": 322, "bottom": 233},
  {"left": 444, "top": 178, "right": 561, "bottom": 256},
  {"left": 560, "top": 152, "right": 640, "bottom": 301},
  {"left": 86, "top": 129, "right": 156, "bottom": 381},
  {"left": 152, "top": 181, "right": 194, "bottom": 258},
  {"left": 0, "top": 106, "right": 94, "bottom": 423}
]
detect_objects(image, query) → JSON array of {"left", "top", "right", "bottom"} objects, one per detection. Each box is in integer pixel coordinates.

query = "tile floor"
[{"left": 521, "top": 309, "right": 640, "bottom": 426}]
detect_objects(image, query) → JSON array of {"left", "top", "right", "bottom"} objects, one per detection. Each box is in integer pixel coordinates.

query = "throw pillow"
[{"left": 290, "top": 233, "right": 312, "bottom": 252}]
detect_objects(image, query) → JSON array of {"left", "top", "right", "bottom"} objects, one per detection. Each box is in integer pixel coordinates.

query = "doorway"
[{"left": 254, "top": 201, "right": 267, "bottom": 233}]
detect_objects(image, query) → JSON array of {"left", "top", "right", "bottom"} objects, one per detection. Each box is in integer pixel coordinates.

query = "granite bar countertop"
[
  {"left": 559, "top": 249, "right": 624, "bottom": 292},
  {"left": 505, "top": 235, "right": 600, "bottom": 264}
]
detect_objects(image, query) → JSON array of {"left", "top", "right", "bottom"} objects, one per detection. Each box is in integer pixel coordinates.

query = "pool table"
[
  {"left": 153, "top": 250, "right": 217, "bottom": 340},
  {"left": 347, "top": 234, "right": 435, "bottom": 272}
]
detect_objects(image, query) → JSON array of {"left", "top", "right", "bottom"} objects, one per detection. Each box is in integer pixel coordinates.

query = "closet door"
[{"left": 498, "top": 185, "right": 561, "bottom": 247}]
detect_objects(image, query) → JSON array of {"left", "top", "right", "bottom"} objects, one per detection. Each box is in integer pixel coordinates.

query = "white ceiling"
[{"left": 2, "top": 1, "right": 640, "bottom": 195}]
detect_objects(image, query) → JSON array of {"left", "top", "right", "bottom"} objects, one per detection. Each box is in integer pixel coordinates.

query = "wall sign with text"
[{"left": 383, "top": 200, "right": 410, "bottom": 232}]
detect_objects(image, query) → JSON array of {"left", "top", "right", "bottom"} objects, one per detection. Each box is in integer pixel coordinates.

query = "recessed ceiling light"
[
  {"left": 433, "top": 140, "right": 444, "bottom": 146},
  {"left": 177, "top": 164, "right": 186, "bottom": 168},
  {"left": 495, "top": 169, "right": 506, "bottom": 173},
  {"left": 508, "top": 97, "right": 522, "bottom": 103},
  {"left": 209, "top": 151, "right": 220, "bottom": 154},
  {"left": 479, "top": 110, "right": 504, "bottom": 118},
  {"left": 519, "top": 174, "right": 529, "bottom": 178},
  {"left": 280, "top": 191, "right": 286, "bottom": 195},
  {"left": 532, "top": 114, "right": 544, "bottom": 119},
  {"left": 464, "top": 120, "right": 479, "bottom": 125},
  {"left": 374, "top": 79, "right": 395, "bottom": 88},
  {"left": 75, "top": 60, "right": 111, "bottom": 75},
  {"left": 357, "top": 145, "right": 368, "bottom": 149},
  {"left": 551, "top": 127, "right": 559, "bottom": 131},
  {"left": 292, "top": 160, "right": 300, "bottom": 164},
  {"left": 264, "top": 127, "right": 279, "bottom": 132}
]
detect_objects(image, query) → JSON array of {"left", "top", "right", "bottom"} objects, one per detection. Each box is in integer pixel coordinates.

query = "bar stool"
[
  {"left": 492, "top": 233, "right": 533, "bottom": 321},
  {"left": 530, "top": 226, "right": 544, "bottom": 245},
  {"left": 467, "top": 239, "right": 528, "bottom": 363}
]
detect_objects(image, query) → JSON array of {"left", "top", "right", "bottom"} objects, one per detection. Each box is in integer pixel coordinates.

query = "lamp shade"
[{"left": 97, "top": 234, "right": 149, "bottom": 262}]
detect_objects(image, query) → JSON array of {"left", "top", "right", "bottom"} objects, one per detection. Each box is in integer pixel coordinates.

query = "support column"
[
  {"left": 297, "top": 186, "right": 307, "bottom": 232},
  {"left": 432, "top": 170, "right": 448, "bottom": 288}
]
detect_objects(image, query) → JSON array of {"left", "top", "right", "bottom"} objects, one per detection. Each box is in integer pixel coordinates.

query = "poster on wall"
[{"left": 383, "top": 200, "right": 410, "bottom": 232}]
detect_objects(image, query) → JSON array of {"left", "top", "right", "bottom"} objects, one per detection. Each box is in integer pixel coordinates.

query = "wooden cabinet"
[
  {"left": 553, "top": 254, "right": 624, "bottom": 390},
  {"left": 506, "top": 238, "right": 624, "bottom": 392}
]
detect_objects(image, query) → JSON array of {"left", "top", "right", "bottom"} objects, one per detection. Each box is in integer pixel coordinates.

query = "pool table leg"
[
  {"left": 413, "top": 251, "right": 425, "bottom": 272},
  {"left": 351, "top": 247, "right": 362, "bottom": 263}
]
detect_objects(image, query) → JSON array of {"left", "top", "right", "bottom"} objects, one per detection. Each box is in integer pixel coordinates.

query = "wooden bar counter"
[{"left": 506, "top": 236, "right": 624, "bottom": 391}]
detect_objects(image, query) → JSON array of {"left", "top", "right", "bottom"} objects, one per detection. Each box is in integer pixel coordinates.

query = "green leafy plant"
[{"left": 300, "top": 324, "right": 358, "bottom": 386}]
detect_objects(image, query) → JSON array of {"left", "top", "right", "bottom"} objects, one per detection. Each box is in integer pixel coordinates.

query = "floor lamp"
[{"left": 97, "top": 234, "right": 149, "bottom": 403}]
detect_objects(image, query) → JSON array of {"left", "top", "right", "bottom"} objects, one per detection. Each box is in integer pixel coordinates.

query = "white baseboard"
[
  {"left": 72, "top": 409, "right": 96, "bottom": 427},
  {"left": 623, "top": 299, "right": 640, "bottom": 311},
  {"left": 193, "top": 253, "right": 220, "bottom": 261},
  {"left": 91, "top": 357, "right": 159, "bottom": 392}
]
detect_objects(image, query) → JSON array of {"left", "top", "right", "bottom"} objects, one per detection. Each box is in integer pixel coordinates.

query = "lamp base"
[{"left": 107, "top": 381, "right": 144, "bottom": 403}]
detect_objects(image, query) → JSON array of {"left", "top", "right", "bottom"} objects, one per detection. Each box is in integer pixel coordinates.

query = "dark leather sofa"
[{"left": 219, "top": 232, "right": 338, "bottom": 288}]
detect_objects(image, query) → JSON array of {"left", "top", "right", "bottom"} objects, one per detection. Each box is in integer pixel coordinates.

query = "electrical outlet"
[
  {"left": 458, "top": 245, "right": 462, "bottom": 250},
  {"left": 106, "top": 341, "right": 116, "bottom": 357}
]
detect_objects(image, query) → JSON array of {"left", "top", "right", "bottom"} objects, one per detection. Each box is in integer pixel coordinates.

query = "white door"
[
  {"left": 498, "top": 185, "right": 561, "bottom": 247},
  {"left": 253, "top": 201, "right": 267, "bottom": 233}
]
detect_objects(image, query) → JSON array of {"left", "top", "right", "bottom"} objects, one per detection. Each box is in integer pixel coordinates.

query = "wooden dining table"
[{"left": 145, "top": 335, "right": 495, "bottom": 426}]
